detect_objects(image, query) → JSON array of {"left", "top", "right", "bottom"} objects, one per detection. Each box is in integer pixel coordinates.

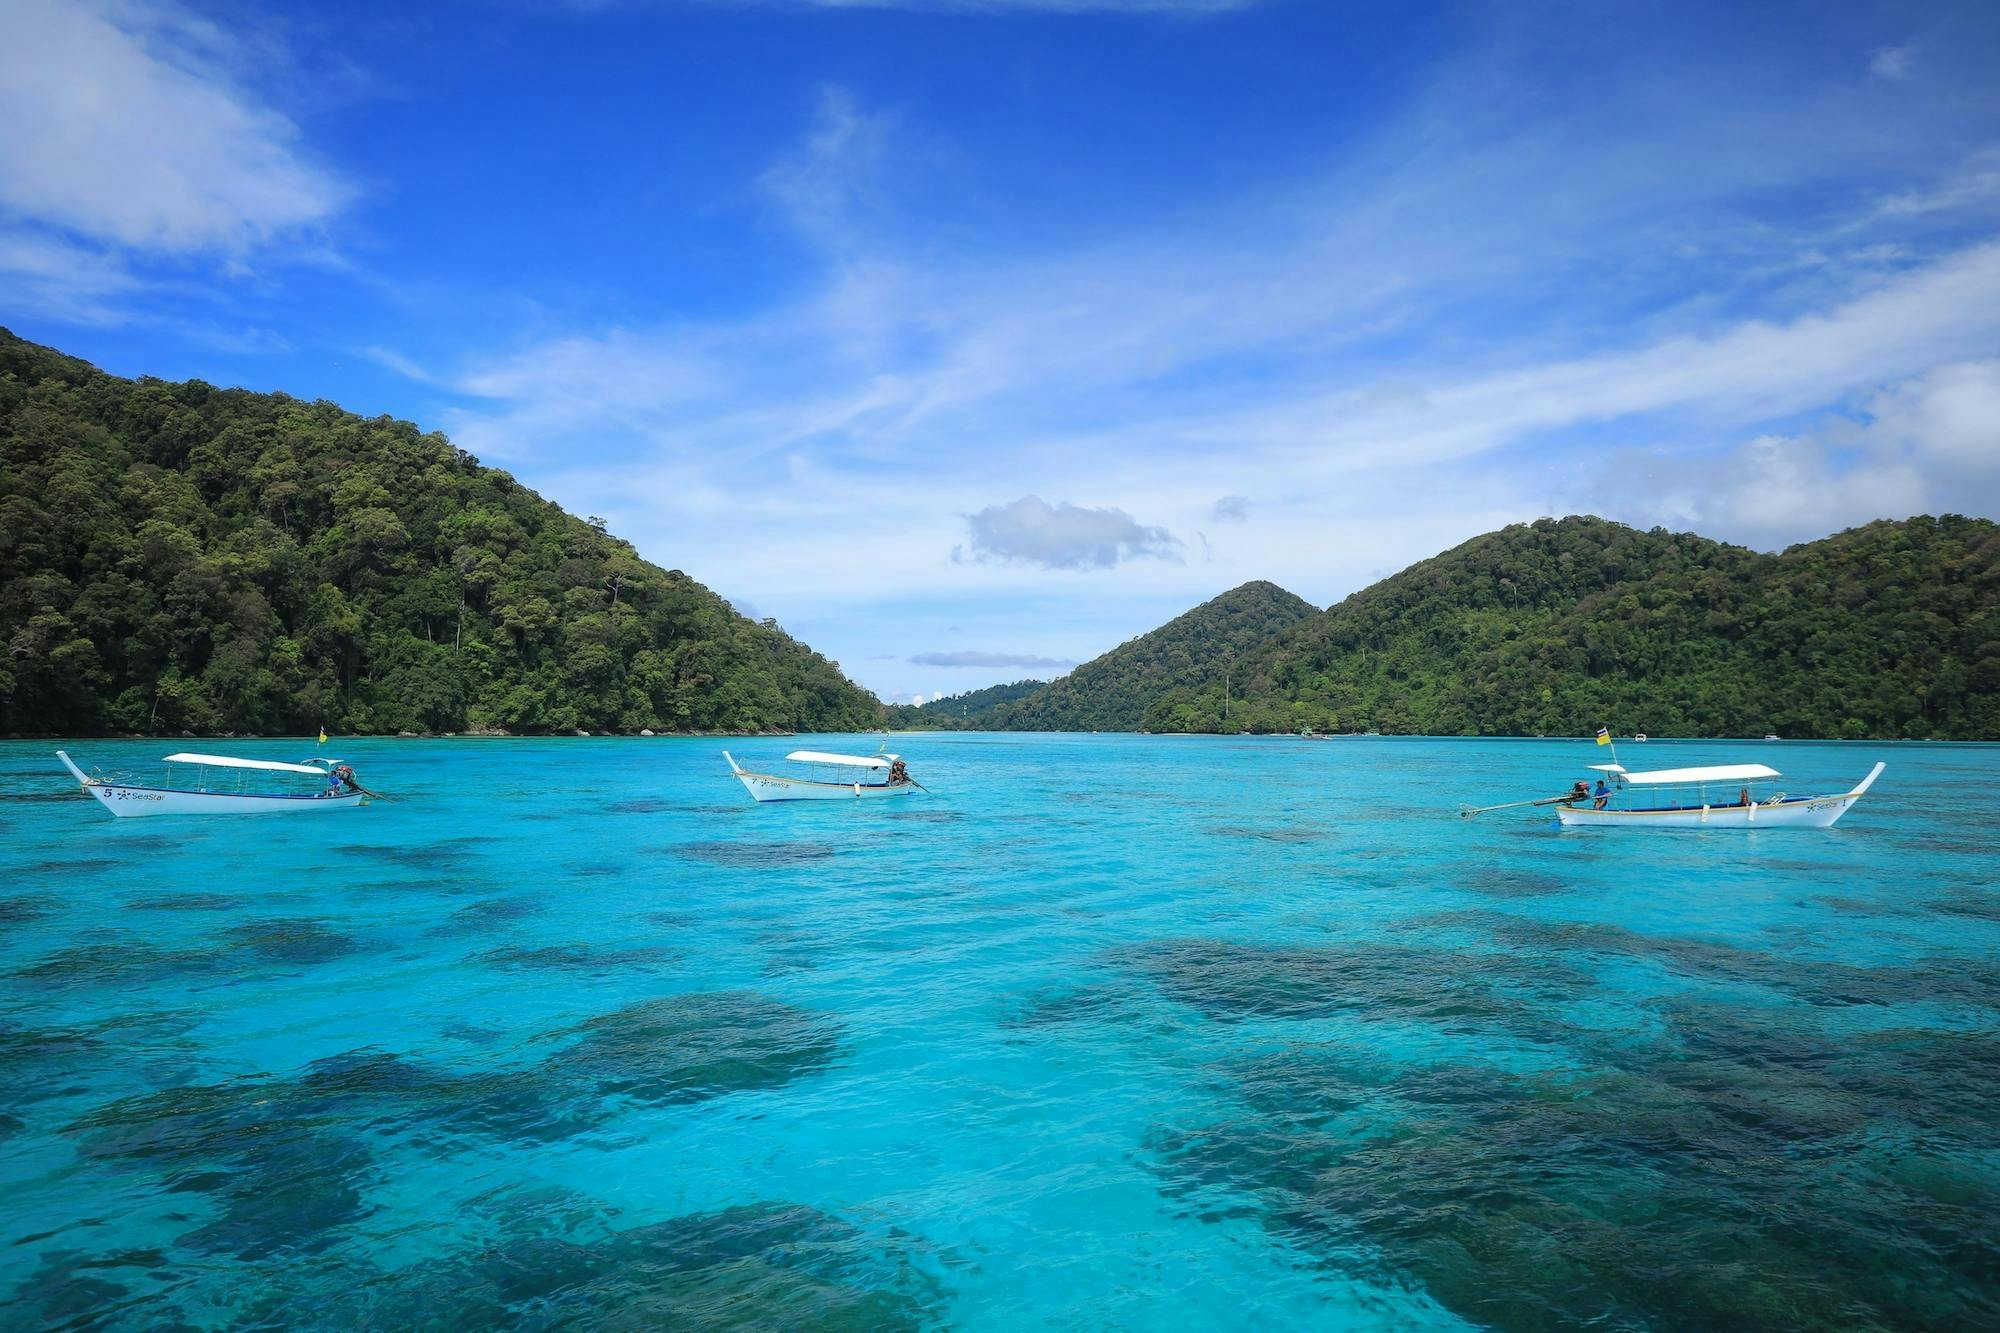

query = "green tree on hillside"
[
  {"left": 1153, "top": 516, "right": 1999, "bottom": 739},
  {"left": 983, "top": 581, "right": 1320, "bottom": 731},
  {"left": 0, "top": 330, "right": 882, "bottom": 736}
]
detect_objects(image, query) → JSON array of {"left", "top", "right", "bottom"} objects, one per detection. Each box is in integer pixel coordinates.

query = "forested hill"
[
  {"left": 982, "top": 581, "right": 1319, "bottom": 731},
  {"left": 882, "top": 678, "right": 1045, "bottom": 729},
  {"left": 1147, "top": 515, "right": 1999, "bottom": 739},
  {"left": 0, "top": 330, "right": 882, "bottom": 736}
]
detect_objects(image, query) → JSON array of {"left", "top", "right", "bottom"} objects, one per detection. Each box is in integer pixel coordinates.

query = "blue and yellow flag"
[
  {"left": 318, "top": 727, "right": 329, "bottom": 746},
  {"left": 1595, "top": 727, "right": 1611, "bottom": 746}
]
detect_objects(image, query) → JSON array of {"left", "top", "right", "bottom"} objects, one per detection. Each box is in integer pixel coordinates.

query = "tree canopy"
[
  {"left": 978, "top": 581, "right": 1319, "bottom": 732},
  {"left": 0, "top": 330, "right": 881, "bottom": 736},
  {"left": 1145, "top": 515, "right": 1999, "bottom": 739},
  {"left": 882, "top": 678, "right": 1047, "bottom": 730}
]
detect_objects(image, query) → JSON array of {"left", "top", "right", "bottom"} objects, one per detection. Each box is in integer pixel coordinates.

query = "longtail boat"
[
  {"left": 56, "top": 751, "right": 368, "bottom": 817},
  {"left": 723, "top": 749, "right": 922, "bottom": 802},
  {"left": 1552, "top": 760, "right": 1884, "bottom": 828}
]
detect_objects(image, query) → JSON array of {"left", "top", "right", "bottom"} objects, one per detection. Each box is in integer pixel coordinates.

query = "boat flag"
[
  {"left": 1595, "top": 727, "right": 1611, "bottom": 746},
  {"left": 318, "top": 727, "right": 329, "bottom": 746}
]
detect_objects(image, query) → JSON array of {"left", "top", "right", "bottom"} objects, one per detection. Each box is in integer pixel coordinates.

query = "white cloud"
[
  {"left": 1869, "top": 44, "right": 1915, "bottom": 80},
  {"left": 0, "top": 0, "right": 347, "bottom": 313},
  {"left": 908, "top": 650, "right": 1075, "bottom": 667},
  {"left": 357, "top": 344, "right": 446, "bottom": 387},
  {"left": 431, "top": 224, "right": 2000, "bottom": 632},
  {"left": 958, "top": 496, "right": 1182, "bottom": 570},
  {"left": 1574, "top": 359, "right": 2000, "bottom": 550},
  {"left": 881, "top": 0, "right": 1242, "bottom": 9},
  {"left": 1220, "top": 240, "right": 2000, "bottom": 470},
  {"left": 0, "top": 231, "right": 140, "bottom": 323},
  {"left": 1870, "top": 146, "right": 2000, "bottom": 222},
  {"left": 1586, "top": 433, "right": 1928, "bottom": 552},
  {"left": 758, "top": 86, "right": 897, "bottom": 251},
  {"left": 623, "top": 1, "right": 1246, "bottom": 11},
  {"left": 1210, "top": 495, "right": 1250, "bottom": 522},
  {"left": 1865, "top": 358, "right": 2000, "bottom": 466}
]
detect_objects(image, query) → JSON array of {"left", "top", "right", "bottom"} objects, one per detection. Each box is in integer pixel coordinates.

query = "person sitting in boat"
[
  {"left": 888, "top": 758, "right": 910, "bottom": 786},
  {"left": 1739, "top": 786, "right": 1753, "bottom": 807},
  {"left": 330, "top": 763, "right": 357, "bottom": 794},
  {"left": 1592, "top": 778, "right": 1612, "bottom": 810}
]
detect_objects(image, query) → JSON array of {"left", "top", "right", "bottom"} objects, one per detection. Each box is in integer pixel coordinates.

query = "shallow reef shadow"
[
  {"left": 670, "top": 841, "right": 838, "bottom": 868},
  {"left": 1146, "top": 977, "right": 2000, "bottom": 1333}
]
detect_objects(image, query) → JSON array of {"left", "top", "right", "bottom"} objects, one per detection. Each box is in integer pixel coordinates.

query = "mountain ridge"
[
  {"left": 0, "top": 329, "right": 881, "bottom": 737},
  {"left": 7, "top": 332, "right": 1991, "bottom": 741},
  {"left": 976, "top": 580, "right": 1321, "bottom": 732},
  {"left": 1148, "top": 515, "right": 1998, "bottom": 739}
]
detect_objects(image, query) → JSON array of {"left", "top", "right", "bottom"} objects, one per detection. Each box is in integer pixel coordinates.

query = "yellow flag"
[
  {"left": 1595, "top": 727, "right": 1611, "bottom": 746},
  {"left": 319, "top": 727, "right": 329, "bottom": 746}
]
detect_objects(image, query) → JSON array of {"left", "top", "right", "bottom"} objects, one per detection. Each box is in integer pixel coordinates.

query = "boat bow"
[{"left": 1847, "top": 761, "right": 1887, "bottom": 799}]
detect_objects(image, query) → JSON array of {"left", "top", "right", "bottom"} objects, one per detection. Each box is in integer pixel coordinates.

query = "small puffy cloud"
[
  {"left": 959, "top": 495, "right": 1181, "bottom": 570},
  {"left": 1210, "top": 495, "right": 1250, "bottom": 521},
  {"left": 1869, "top": 44, "right": 1914, "bottom": 79},
  {"left": 908, "top": 650, "right": 1076, "bottom": 668}
]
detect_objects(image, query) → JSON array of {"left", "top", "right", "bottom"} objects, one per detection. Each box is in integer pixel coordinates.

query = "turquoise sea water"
[{"left": 2, "top": 733, "right": 1996, "bottom": 1330}]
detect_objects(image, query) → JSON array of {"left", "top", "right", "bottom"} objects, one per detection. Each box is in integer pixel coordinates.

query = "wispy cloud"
[
  {"left": 1207, "top": 241, "right": 2000, "bottom": 476},
  {"left": 451, "top": 226, "right": 2000, "bottom": 608},
  {"left": 611, "top": 1, "right": 1248, "bottom": 12},
  {"left": 908, "top": 650, "right": 1075, "bottom": 667},
  {"left": 358, "top": 344, "right": 446, "bottom": 387},
  {"left": 0, "top": 0, "right": 349, "bottom": 320},
  {"left": 0, "top": 230, "right": 142, "bottom": 324},
  {"left": 1571, "top": 359, "right": 2000, "bottom": 549},
  {"left": 0, "top": 0, "right": 347, "bottom": 249},
  {"left": 1870, "top": 44, "right": 1915, "bottom": 80},
  {"left": 758, "top": 86, "right": 901, "bottom": 254},
  {"left": 1869, "top": 145, "right": 2000, "bottom": 222}
]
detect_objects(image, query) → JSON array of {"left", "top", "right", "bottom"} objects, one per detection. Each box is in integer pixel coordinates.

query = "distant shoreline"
[
  {"left": 11, "top": 731, "right": 1992, "bottom": 745},
  {"left": 1, "top": 730, "right": 807, "bottom": 742}
]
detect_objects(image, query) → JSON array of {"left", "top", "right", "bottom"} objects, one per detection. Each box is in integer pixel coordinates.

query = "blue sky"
[{"left": 4, "top": 0, "right": 2000, "bottom": 702}]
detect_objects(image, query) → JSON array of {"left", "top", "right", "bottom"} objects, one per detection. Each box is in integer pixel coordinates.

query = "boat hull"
[
  {"left": 80, "top": 784, "right": 365, "bottom": 818},
  {"left": 730, "top": 771, "right": 916, "bottom": 803},
  {"left": 1556, "top": 793, "right": 1860, "bottom": 828}
]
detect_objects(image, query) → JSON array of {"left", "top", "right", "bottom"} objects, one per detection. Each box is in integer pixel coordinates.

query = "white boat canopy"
[
  {"left": 786, "top": 750, "right": 896, "bottom": 769},
  {"left": 1599, "top": 762, "right": 1782, "bottom": 786},
  {"left": 162, "top": 753, "right": 330, "bottom": 776}
]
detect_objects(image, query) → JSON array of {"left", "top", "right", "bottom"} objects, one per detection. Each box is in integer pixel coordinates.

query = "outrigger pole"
[{"left": 1459, "top": 793, "right": 1575, "bottom": 819}]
